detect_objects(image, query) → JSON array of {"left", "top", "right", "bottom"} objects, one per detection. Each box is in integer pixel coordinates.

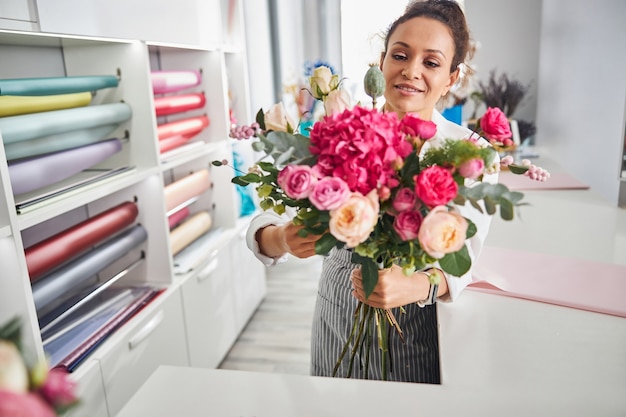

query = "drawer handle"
[
  {"left": 197, "top": 257, "right": 219, "bottom": 282},
  {"left": 128, "top": 310, "right": 164, "bottom": 350}
]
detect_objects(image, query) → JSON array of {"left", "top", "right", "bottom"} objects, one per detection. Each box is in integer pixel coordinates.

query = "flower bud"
[{"left": 364, "top": 64, "right": 385, "bottom": 105}]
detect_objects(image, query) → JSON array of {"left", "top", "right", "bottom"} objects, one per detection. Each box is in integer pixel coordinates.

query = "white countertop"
[{"left": 117, "top": 155, "right": 626, "bottom": 417}]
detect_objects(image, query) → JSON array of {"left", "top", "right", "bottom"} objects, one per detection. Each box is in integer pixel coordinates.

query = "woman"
[{"left": 246, "top": 0, "right": 497, "bottom": 383}]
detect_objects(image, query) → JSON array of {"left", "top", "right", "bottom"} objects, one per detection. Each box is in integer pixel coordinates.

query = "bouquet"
[
  {"left": 218, "top": 65, "right": 549, "bottom": 379},
  {"left": 0, "top": 317, "right": 79, "bottom": 416}
]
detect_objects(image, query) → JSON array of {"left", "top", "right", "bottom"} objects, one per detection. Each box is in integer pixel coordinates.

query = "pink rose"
[
  {"left": 309, "top": 177, "right": 350, "bottom": 211},
  {"left": 277, "top": 165, "right": 317, "bottom": 199},
  {"left": 392, "top": 187, "right": 418, "bottom": 213},
  {"left": 418, "top": 206, "right": 468, "bottom": 258},
  {"left": 329, "top": 190, "right": 379, "bottom": 248},
  {"left": 414, "top": 166, "right": 458, "bottom": 207},
  {"left": 393, "top": 210, "right": 423, "bottom": 241},
  {"left": 458, "top": 158, "right": 485, "bottom": 180},
  {"left": 480, "top": 107, "right": 512, "bottom": 142},
  {"left": 264, "top": 102, "right": 297, "bottom": 132},
  {"left": 39, "top": 368, "right": 77, "bottom": 409},
  {"left": 0, "top": 391, "right": 55, "bottom": 417},
  {"left": 400, "top": 113, "right": 437, "bottom": 139},
  {"left": 323, "top": 89, "right": 352, "bottom": 116}
]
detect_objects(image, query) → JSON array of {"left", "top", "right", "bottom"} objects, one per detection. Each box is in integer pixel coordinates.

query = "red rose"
[
  {"left": 480, "top": 107, "right": 512, "bottom": 142},
  {"left": 400, "top": 113, "right": 437, "bottom": 140},
  {"left": 414, "top": 165, "right": 458, "bottom": 207}
]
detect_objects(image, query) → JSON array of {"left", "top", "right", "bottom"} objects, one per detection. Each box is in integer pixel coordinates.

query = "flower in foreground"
[
  {"left": 414, "top": 165, "right": 458, "bottom": 207},
  {"left": 277, "top": 165, "right": 317, "bottom": 199},
  {"left": 393, "top": 210, "right": 423, "bottom": 241},
  {"left": 264, "top": 102, "right": 297, "bottom": 133},
  {"left": 458, "top": 157, "right": 485, "bottom": 180},
  {"left": 329, "top": 190, "right": 379, "bottom": 248},
  {"left": 0, "top": 340, "right": 29, "bottom": 394},
  {"left": 418, "top": 206, "right": 468, "bottom": 258},
  {"left": 0, "top": 390, "right": 56, "bottom": 417},
  {"left": 309, "top": 177, "right": 351, "bottom": 211},
  {"left": 38, "top": 368, "right": 78, "bottom": 409},
  {"left": 480, "top": 106, "right": 512, "bottom": 143}
]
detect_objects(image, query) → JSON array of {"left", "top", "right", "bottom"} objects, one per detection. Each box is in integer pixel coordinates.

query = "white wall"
[{"left": 535, "top": 0, "right": 626, "bottom": 204}]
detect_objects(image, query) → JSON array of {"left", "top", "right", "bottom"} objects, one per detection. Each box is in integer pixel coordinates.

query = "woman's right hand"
[{"left": 257, "top": 222, "right": 320, "bottom": 259}]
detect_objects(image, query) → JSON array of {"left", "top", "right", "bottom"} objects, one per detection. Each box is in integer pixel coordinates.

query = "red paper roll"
[
  {"left": 25, "top": 201, "right": 139, "bottom": 281},
  {"left": 154, "top": 93, "right": 206, "bottom": 117},
  {"left": 157, "top": 115, "right": 209, "bottom": 141},
  {"left": 168, "top": 206, "right": 190, "bottom": 229}
]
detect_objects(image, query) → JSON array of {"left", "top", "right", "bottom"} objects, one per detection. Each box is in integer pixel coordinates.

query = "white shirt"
[{"left": 246, "top": 109, "right": 499, "bottom": 303}]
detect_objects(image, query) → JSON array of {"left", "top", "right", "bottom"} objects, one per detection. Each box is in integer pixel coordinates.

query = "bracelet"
[{"left": 416, "top": 269, "right": 442, "bottom": 308}]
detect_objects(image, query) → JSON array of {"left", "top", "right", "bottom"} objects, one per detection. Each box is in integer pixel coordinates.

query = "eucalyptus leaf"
[
  {"left": 439, "top": 245, "right": 471, "bottom": 276},
  {"left": 500, "top": 198, "right": 514, "bottom": 220},
  {"left": 274, "top": 146, "right": 295, "bottom": 166},
  {"left": 252, "top": 141, "right": 266, "bottom": 152},
  {"left": 484, "top": 196, "right": 497, "bottom": 215},
  {"left": 508, "top": 164, "right": 529, "bottom": 175}
]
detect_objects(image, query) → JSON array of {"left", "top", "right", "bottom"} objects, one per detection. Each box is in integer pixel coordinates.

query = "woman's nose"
[{"left": 402, "top": 61, "right": 422, "bottom": 80}]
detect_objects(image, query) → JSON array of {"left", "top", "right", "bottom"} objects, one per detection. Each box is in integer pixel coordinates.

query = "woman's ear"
[
  {"left": 443, "top": 67, "right": 461, "bottom": 96},
  {"left": 379, "top": 51, "right": 386, "bottom": 71}
]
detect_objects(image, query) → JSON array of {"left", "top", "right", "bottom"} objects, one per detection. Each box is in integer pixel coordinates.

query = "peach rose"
[
  {"left": 323, "top": 89, "right": 352, "bottom": 116},
  {"left": 0, "top": 341, "right": 29, "bottom": 394},
  {"left": 418, "top": 206, "right": 468, "bottom": 258},
  {"left": 329, "top": 190, "right": 379, "bottom": 248}
]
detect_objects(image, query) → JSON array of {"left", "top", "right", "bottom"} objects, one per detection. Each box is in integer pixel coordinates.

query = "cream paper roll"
[
  {"left": 163, "top": 169, "right": 211, "bottom": 212},
  {"left": 169, "top": 211, "right": 212, "bottom": 256}
]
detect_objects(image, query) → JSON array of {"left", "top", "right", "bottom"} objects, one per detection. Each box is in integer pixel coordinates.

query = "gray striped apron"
[{"left": 310, "top": 247, "right": 440, "bottom": 383}]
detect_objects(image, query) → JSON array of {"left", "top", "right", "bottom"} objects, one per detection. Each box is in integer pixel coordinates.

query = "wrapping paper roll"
[
  {"left": 31, "top": 224, "right": 148, "bottom": 312},
  {"left": 151, "top": 70, "right": 201, "bottom": 94},
  {"left": 4, "top": 124, "right": 118, "bottom": 161},
  {"left": 157, "top": 115, "right": 209, "bottom": 141},
  {"left": 8, "top": 138, "right": 123, "bottom": 195},
  {"left": 0, "top": 75, "right": 119, "bottom": 96},
  {"left": 158, "top": 135, "right": 192, "bottom": 154},
  {"left": 163, "top": 169, "right": 211, "bottom": 212},
  {"left": 25, "top": 201, "right": 139, "bottom": 281},
  {"left": 0, "top": 92, "right": 92, "bottom": 117},
  {"left": 169, "top": 211, "right": 212, "bottom": 255},
  {"left": 154, "top": 93, "right": 206, "bottom": 117},
  {"left": 0, "top": 102, "right": 131, "bottom": 144},
  {"left": 168, "top": 206, "right": 190, "bottom": 229}
]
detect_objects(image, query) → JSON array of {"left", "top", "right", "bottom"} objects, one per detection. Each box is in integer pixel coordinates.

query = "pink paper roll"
[
  {"left": 157, "top": 115, "right": 209, "bottom": 141},
  {"left": 163, "top": 169, "right": 211, "bottom": 212},
  {"left": 159, "top": 135, "right": 193, "bottom": 154},
  {"left": 25, "top": 201, "right": 139, "bottom": 282},
  {"left": 168, "top": 206, "right": 190, "bottom": 229},
  {"left": 151, "top": 70, "right": 202, "bottom": 94},
  {"left": 154, "top": 93, "right": 206, "bottom": 117},
  {"left": 169, "top": 211, "right": 212, "bottom": 255}
]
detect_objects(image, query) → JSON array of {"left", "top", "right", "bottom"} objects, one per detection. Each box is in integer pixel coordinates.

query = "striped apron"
[{"left": 310, "top": 247, "right": 440, "bottom": 383}]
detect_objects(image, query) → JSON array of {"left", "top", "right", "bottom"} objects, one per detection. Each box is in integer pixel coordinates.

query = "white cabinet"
[{"left": 0, "top": 0, "right": 265, "bottom": 415}]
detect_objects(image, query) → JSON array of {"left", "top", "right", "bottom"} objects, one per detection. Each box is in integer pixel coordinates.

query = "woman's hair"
[{"left": 383, "top": 0, "right": 473, "bottom": 74}]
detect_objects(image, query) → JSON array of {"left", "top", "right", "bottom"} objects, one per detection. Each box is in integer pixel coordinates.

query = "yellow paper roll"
[
  {"left": 0, "top": 92, "right": 92, "bottom": 117},
  {"left": 163, "top": 169, "right": 211, "bottom": 212},
  {"left": 169, "top": 211, "right": 212, "bottom": 255}
]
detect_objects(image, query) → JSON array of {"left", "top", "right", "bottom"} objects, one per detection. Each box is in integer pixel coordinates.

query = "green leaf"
[
  {"left": 465, "top": 218, "right": 477, "bottom": 238},
  {"left": 359, "top": 257, "right": 380, "bottom": 299},
  {"left": 252, "top": 141, "right": 266, "bottom": 152},
  {"left": 256, "top": 108, "right": 266, "bottom": 130},
  {"left": 315, "top": 233, "right": 339, "bottom": 255},
  {"left": 508, "top": 164, "right": 529, "bottom": 175},
  {"left": 499, "top": 198, "right": 514, "bottom": 220},
  {"left": 259, "top": 199, "right": 274, "bottom": 211},
  {"left": 232, "top": 177, "right": 251, "bottom": 186},
  {"left": 484, "top": 196, "right": 497, "bottom": 215},
  {"left": 439, "top": 245, "right": 471, "bottom": 276}
]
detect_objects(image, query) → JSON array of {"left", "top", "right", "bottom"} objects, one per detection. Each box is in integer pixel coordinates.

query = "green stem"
[
  {"left": 347, "top": 304, "right": 370, "bottom": 378},
  {"left": 333, "top": 301, "right": 363, "bottom": 377}
]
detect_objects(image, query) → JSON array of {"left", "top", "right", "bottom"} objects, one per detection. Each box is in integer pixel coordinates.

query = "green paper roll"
[
  {"left": 0, "top": 102, "right": 131, "bottom": 144},
  {"left": 5, "top": 124, "right": 118, "bottom": 161},
  {"left": 0, "top": 75, "right": 119, "bottom": 96}
]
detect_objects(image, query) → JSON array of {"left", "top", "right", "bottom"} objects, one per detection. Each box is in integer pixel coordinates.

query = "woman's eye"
[
  {"left": 392, "top": 53, "right": 407, "bottom": 61},
  {"left": 425, "top": 60, "right": 440, "bottom": 68}
]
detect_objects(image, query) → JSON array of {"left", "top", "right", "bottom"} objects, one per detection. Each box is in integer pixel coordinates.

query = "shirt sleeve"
[{"left": 245, "top": 208, "right": 292, "bottom": 266}]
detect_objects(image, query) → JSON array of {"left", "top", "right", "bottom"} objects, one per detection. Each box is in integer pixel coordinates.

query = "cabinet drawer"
[
  {"left": 64, "top": 359, "right": 108, "bottom": 417},
  {"left": 95, "top": 290, "right": 189, "bottom": 416},
  {"left": 181, "top": 246, "right": 238, "bottom": 368}
]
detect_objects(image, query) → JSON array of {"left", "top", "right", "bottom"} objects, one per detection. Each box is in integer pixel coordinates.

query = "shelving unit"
[{"left": 0, "top": 1, "right": 266, "bottom": 415}]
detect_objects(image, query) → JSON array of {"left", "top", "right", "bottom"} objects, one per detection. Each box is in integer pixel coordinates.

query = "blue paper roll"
[
  {"left": 8, "top": 138, "right": 123, "bottom": 195},
  {"left": 0, "top": 75, "right": 119, "bottom": 96},
  {"left": 31, "top": 224, "right": 148, "bottom": 312},
  {"left": 0, "top": 102, "right": 131, "bottom": 145},
  {"left": 4, "top": 124, "right": 117, "bottom": 161}
]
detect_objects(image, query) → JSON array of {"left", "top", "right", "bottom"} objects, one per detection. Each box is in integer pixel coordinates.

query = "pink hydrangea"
[{"left": 309, "top": 106, "right": 412, "bottom": 195}]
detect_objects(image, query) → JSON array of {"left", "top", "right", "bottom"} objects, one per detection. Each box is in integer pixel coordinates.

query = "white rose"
[
  {"left": 264, "top": 102, "right": 296, "bottom": 133},
  {"left": 309, "top": 66, "right": 339, "bottom": 99},
  {"left": 323, "top": 88, "right": 352, "bottom": 116},
  {"left": 0, "top": 340, "right": 29, "bottom": 394}
]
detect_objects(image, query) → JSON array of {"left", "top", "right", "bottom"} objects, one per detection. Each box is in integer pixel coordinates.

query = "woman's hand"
[
  {"left": 257, "top": 222, "right": 320, "bottom": 259},
  {"left": 350, "top": 265, "right": 432, "bottom": 309}
]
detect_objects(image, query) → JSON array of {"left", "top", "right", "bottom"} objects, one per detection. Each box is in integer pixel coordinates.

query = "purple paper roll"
[
  {"left": 31, "top": 224, "right": 148, "bottom": 312},
  {"left": 8, "top": 138, "right": 123, "bottom": 195}
]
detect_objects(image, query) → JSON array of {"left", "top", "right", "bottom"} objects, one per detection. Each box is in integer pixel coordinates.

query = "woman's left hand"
[{"left": 350, "top": 265, "right": 430, "bottom": 309}]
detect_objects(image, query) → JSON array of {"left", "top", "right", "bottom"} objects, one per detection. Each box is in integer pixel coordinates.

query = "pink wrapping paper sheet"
[
  {"left": 469, "top": 246, "right": 626, "bottom": 318},
  {"left": 498, "top": 170, "right": 589, "bottom": 190}
]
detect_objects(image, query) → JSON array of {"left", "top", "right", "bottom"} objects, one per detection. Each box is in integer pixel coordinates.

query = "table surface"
[{"left": 117, "top": 153, "right": 626, "bottom": 417}]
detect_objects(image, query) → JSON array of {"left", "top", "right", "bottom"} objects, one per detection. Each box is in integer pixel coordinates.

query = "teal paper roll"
[
  {"left": 8, "top": 138, "right": 123, "bottom": 195},
  {"left": 31, "top": 224, "right": 148, "bottom": 312},
  {"left": 0, "top": 102, "right": 131, "bottom": 145},
  {"left": 0, "top": 75, "right": 119, "bottom": 96},
  {"left": 4, "top": 124, "right": 118, "bottom": 161}
]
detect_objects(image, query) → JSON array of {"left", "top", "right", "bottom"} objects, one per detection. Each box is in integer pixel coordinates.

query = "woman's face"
[{"left": 380, "top": 16, "right": 459, "bottom": 120}]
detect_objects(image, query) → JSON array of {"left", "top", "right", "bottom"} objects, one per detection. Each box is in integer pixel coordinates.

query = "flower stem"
[
  {"left": 333, "top": 301, "right": 363, "bottom": 377},
  {"left": 347, "top": 304, "right": 370, "bottom": 378}
]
